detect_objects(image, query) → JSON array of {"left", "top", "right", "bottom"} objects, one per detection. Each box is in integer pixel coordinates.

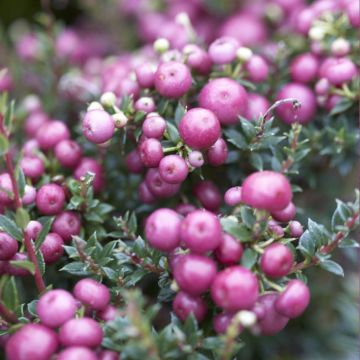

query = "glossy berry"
[
  {"left": 25, "top": 220, "right": 42, "bottom": 240},
  {"left": 24, "top": 112, "right": 49, "bottom": 137},
  {"left": 52, "top": 211, "right": 81, "bottom": 243},
  {"left": 73, "top": 278, "right": 110, "bottom": 311},
  {"left": 0, "top": 173, "right": 14, "bottom": 205},
  {"left": 173, "top": 291, "right": 207, "bottom": 322},
  {"left": 245, "top": 93, "right": 270, "bottom": 120},
  {"left": 215, "top": 233, "right": 243, "bottom": 265},
  {"left": 208, "top": 37, "right": 239, "bottom": 64},
  {"left": 289, "top": 220, "right": 304, "bottom": 237},
  {"left": 135, "top": 97, "right": 155, "bottom": 113},
  {"left": 98, "top": 305, "right": 118, "bottom": 322},
  {"left": 0, "top": 233, "right": 18, "bottom": 261},
  {"left": 54, "top": 140, "right": 82, "bottom": 168},
  {"left": 139, "top": 138, "right": 164, "bottom": 168},
  {"left": 213, "top": 312, "right": 235, "bottom": 334},
  {"left": 245, "top": 55, "right": 269, "bottom": 83},
  {"left": 211, "top": 266, "right": 259, "bottom": 311},
  {"left": 98, "top": 350, "right": 119, "bottom": 360},
  {"left": 59, "top": 317, "right": 103, "bottom": 348},
  {"left": 36, "top": 120, "right": 70, "bottom": 150},
  {"left": 83, "top": 109, "right": 115, "bottom": 144},
  {"left": 135, "top": 62, "right": 156, "bottom": 88},
  {"left": 125, "top": 149, "right": 144, "bottom": 174},
  {"left": 183, "top": 44, "right": 212, "bottom": 75},
  {"left": 224, "top": 186, "right": 242, "bottom": 206},
  {"left": 40, "top": 233, "right": 64, "bottom": 264},
  {"left": 74, "top": 157, "right": 104, "bottom": 193},
  {"left": 323, "top": 57, "right": 358, "bottom": 86},
  {"left": 179, "top": 108, "right": 221, "bottom": 150},
  {"left": 242, "top": 171, "right": 292, "bottom": 212},
  {"left": 6, "top": 323, "right": 58, "bottom": 360},
  {"left": 145, "top": 208, "right": 181, "bottom": 252},
  {"left": 275, "top": 279, "right": 310, "bottom": 318},
  {"left": 271, "top": 202, "right": 296, "bottom": 222},
  {"left": 22, "top": 185, "right": 37, "bottom": 205},
  {"left": 37, "top": 289, "right": 77, "bottom": 328},
  {"left": 187, "top": 151, "right": 204, "bottom": 168},
  {"left": 193, "top": 180, "right": 222, "bottom": 212},
  {"left": 20, "top": 156, "right": 45, "bottom": 180},
  {"left": 57, "top": 347, "right": 98, "bottom": 360},
  {"left": 138, "top": 181, "right": 156, "bottom": 203},
  {"left": 36, "top": 183, "right": 66, "bottom": 215},
  {"left": 180, "top": 209, "right": 222, "bottom": 254},
  {"left": 154, "top": 61, "right": 192, "bottom": 98},
  {"left": 173, "top": 254, "right": 217, "bottom": 296},
  {"left": 142, "top": 113, "right": 166, "bottom": 139},
  {"left": 290, "top": 53, "right": 319, "bottom": 83},
  {"left": 199, "top": 78, "right": 248, "bottom": 125},
  {"left": 206, "top": 138, "right": 228, "bottom": 166},
  {"left": 159, "top": 155, "right": 188, "bottom": 184},
  {"left": 260, "top": 243, "right": 294, "bottom": 278},
  {"left": 145, "top": 168, "right": 180, "bottom": 198}
]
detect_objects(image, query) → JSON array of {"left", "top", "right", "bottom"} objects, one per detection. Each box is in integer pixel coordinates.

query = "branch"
[{"left": 0, "top": 301, "right": 18, "bottom": 323}]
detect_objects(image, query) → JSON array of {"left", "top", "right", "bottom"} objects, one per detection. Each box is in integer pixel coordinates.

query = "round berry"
[
  {"left": 40, "top": 233, "right": 64, "bottom": 264},
  {"left": 57, "top": 347, "right": 98, "bottom": 360},
  {"left": 22, "top": 185, "right": 37, "bottom": 205},
  {"left": 260, "top": 243, "right": 294, "bottom": 278},
  {"left": 245, "top": 55, "right": 269, "bottom": 83},
  {"left": 36, "top": 120, "right": 70, "bottom": 151},
  {"left": 139, "top": 138, "right": 164, "bottom": 168},
  {"left": 159, "top": 155, "right": 188, "bottom": 184},
  {"left": 82, "top": 109, "right": 115, "bottom": 144},
  {"left": 213, "top": 312, "right": 235, "bottom": 334},
  {"left": 25, "top": 220, "right": 42, "bottom": 240},
  {"left": 245, "top": 93, "right": 270, "bottom": 120},
  {"left": 145, "top": 168, "right": 180, "bottom": 198},
  {"left": 208, "top": 37, "right": 239, "bottom": 64},
  {"left": 0, "top": 232, "right": 18, "bottom": 261},
  {"left": 37, "top": 289, "right": 77, "bottom": 328},
  {"left": 52, "top": 211, "right": 81, "bottom": 243},
  {"left": 173, "top": 291, "right": 207, "bottom": 322},
  {"left": 36, "top": 183, "right": 66, "bottom": 215},
  {"left": 97, "top": 305, "right": 119, "bottom": 322},
  {"left": 224, "top": 186, "right": 242, "bottom": 206},
  {"left": 98, "top": 350, "right": 119, "bottom": 360},
  {"left": 206, "top": 138, "right": 228, "bottom": 166},
  {"left": 54, "top": 140, "right": 82, "bottom": 168},
  {"left": 215, "top": 233, "right": 243, "bottom": 265},
  {"left": 135, "top": 62, "right": 156, "bottom": 88},
  {"left": 175, "top": 203, "right": 197, "bottom": 217},
  {"left": 211, "top": 266, "right": 259, "bottom": 311},
  {"left": 289, "top": 220, "right": 303, "bottom": 238},
  {"left": 180, "top": 209, "right": 222, "bottom": 254},
  {"left": 187, "top": 151, "right": 204, "bottom": 168},
  {"left": 24, "top": 112, "right": 49, "bottom": 138},
  {"left": 323, "top": 57, "right": 358, "bottom": 86},
  {"left": 174, "top": 254, "right": 217, "bottom": 296},
  {"left": 74, "top": 158, "right": 104, "bottom": 193},
  {"left": 135, "top": 97, "right": 156, "bottom": 113},
  {"left": 242, "top": 171, "right": 292, "bottom": 212},
  {"left": 290, "top": 53, "right": 319, "bottom": 84},
  {"left": 0, "top": 173, "right": 14, "bottom": 205},
  {"left": 138, "top": 181, "right": 156, "bottom": 203},
  {"left": 5, "top": 252, "right": 30, "bottom": 276},
  {"left": 20, "top": 156, "right": 45, "bottom": 180},
  {"left": 125, "top": 149, "right": 144, "bottom": 174},
  {"left": 193, "top": 180, "right": 222, "bottom": 212},
  {"left": 271, "top": 202, "right": 296, "bottom": 222},
  {"left": 142, "top": 113, "right": 166, "bottom": 139},
  {"left": 183, "top": 44, "right": 212, "bottom": 75},
  {"left": 145, "top": 208, "right": 181, "bottom": 252}
]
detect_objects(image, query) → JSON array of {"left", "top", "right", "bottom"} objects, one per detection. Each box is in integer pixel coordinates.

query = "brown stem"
[
  {"left": 129, "top": 253, "right": 163, "bottom": 275},
  {"left": 281, "top": 123, "right": 302, "bottom": 173},
  {"left": 0, "top": 301, "right": 18, "bottom": 323},
  {"left": 23, "top": 232, "right": 46, "bottom": 293},
  {"left": 75, "top": 239, "right": 104, "bottom": 276}
]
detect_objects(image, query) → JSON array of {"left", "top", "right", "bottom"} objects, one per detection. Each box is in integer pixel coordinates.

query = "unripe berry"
[
  {"left": 331, "top": 38, "right": 350, "bottom": 57},
  {"left": 153, "top": 38, "right": 170, "bottom": 53},
  {"left": 211, "top": 266, "right": 259, "bottom": 311},
  {"left": 87, "top": 102, "right": 103, "bottom": 112},
  {"left": 159, "top": 155, "right": 189, "bottom": 184},
  {"left": 82, "top": 109, "right": 115, "bottom": 144},
  {"left": 36, "top": 120, "right": 70, "bottom": 150},
  {"left": 275, "top": 279, "right": 310, "bottom": 318},
  {"left": 260, "top": 243, "right": 293, "bottom": 278},
  {"left": 112, "top": 111, "right": 128, "bottom": 129},
  {"left": 245, "top": 55, "right": 269, "bottom": 83},
  {"left": 145, "top": 208, "right": 181, "bottom": 252},
  {"left": 180, "top": 209, "right": 222, "bottom": 254},
  {"left": 290, "top": 53, "right": 319, "bottom": 84},
  {"left": 100, "top": 91, "right": 116, "bottom": 107},
  {"left": 36, "top": 183, "right": 66, "bottom": 215},
  {"left": 207, "top": 138, "right": 228, "bottom": 166},
  {"left": 179, "top": 108, "right": 220, "bottom": 150},
  {"left": 52, "top": 211, "right": 81, "bottom": 243},
  {"left": 142, "top": 113, "right": 166, "bottom": 139},
  {"left": 74, "top": 158, "right": 104, "bottom": 193},
  {"left": 145, "top": 168, "right": 180, "bottom": 198},
  {"left": 236, "top": 47, "right": 253, "bottom": 62},
  {"left": 40, "top": 233, "right": 64, "bottom": 264},
  {"left": 187, "top": 151, "right": 204, "bottom": 168},
  {"left": 0, "top": 232, "right": 18, "bottom": 261},
  {"left": 215, "top": 233, "right": 243, "bottom": 265},
  {"left": 20, "top": 156, "right": 45, "bottom": 180},
  {"left": 242, "top": 171, "right": 292, "bottom": 212},
  {"left": 224, "top": 186, "right": 242, "bottom": 206},
  {"left": 199, "top": 78, "right": 248, "bottom": 125},
  {"left": 173, "top": 291, "right": 207, "bottom": 322},
  {"left": 208, "top": 37, "right": 239, "bottom": 64},
  {"left": 6, "top": 324, "right": 58, "bottom": 360},
  {"left": 174, "top": 254, "right": 217, "bottom": 296},
  {"left": 59, "top": 317, "right": 103, "bottom": 348},
  {"left": 57, "top": 347, "right": 98, "bottom": 360},
  {"left": 139, "top": 138, "right": 164, "bottom": 168},
  {"left": 54, "top": 140, "right": 82, "bottom": 168},
  {"left": 289, "top": 220, "right": 303, "bottom": 237},
  {"left": 37, "top": 289, "right": 77, "bottom": 328},
  {"left": 193, "top": 180, "right": 222, "bottom": 212},
  {"left": 73, "top": 278, "right": 110, "bottom": 311},
  {"left": 271, "top": 202, "right": 296, "bottom": 222},
  {"left": 154, "top": 61, "right": 192, "bottom": 98}
]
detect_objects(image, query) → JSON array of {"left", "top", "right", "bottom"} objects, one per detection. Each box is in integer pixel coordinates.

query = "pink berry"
[
  {"left": 82, "top": 109, "right": 115, "bottom": 144},
  {"left": 159, "top": 155, "right": 188, "bottom": 184},
  {"left": 138, "top": 181, "right": 156, "bottom": 203},
  {"left": 55, "top": 140, "right": 82, "bottom": 168},
  {"left": 173, "top": 254, "right": 217, "bottom": 296},
  {"left": 142, "top": 113, "right": 166, "bottom": 139},
  {"left": 52, "top": 211, "right": 81, "bottom": 243},
  {"left": 245, "top": 55, "right": 269, "bottom": 83},
  {"left": 323, "top": 57, "right": 358, "bottom": 86},
  {"left": 135, "top": 97, "right": 156, "bottom": 113},
  {"left": 145, "top": 168, "right": 180, "bottom": 198},
  {"left": 199, "top": 78, "right": 248, "bottom": 125},
  {"left": 268, "top": 220, "right": 285, "bottom": 238},
  {"left": 346, "top": 0, "right": 360, "bottom": 27},
  {"left": 242, "top": 171, "right": 292, "bottom": 212},
  {"left": 276, "top": 83, "right": 317, "bottom": 124},
  {"left": 24, "top": 112, "right": 49, "bottom": 137},
  {"left": 36, "top": 183, "right": 66, "bottom": 215},
  {"left": 180, "top": 209, "right": 222, "bottom": 254},
  {"left": 208, "top": 37, "right": 239, "bottom": 64},
  {"left": 173, "top": 291, "right": 207, "bottom": 322},
  {"left": 260, "top": 243, "right": 294, "bottom": 278},
  {"left": 40, "top": 233, "right": 64, "bottom": 264},
  {"left": 139, "top": 138, "right": 164, "bottom": 168},
  {"left": 224, "top": 186, "right": 242, "bottom": 206},
  {"left": 125, "top": 149, "right": 144, "bottom": 174},
  {"left": 73, "top": 278, "right": 110, "bottom": 311},
  {"left": 187, "top": 151, "right": 204, "bottom": 168},
  {"left": 175, "top": 203, "right": 197, "bottom": 217},
  {"left": 145, "top": 208, "right": 181, "bottom": 252},
  {"left": 6, "top": 324, "right": 58, "bottom": 360},
  {"left": 289, "top": 220, "right": 303, "bottom": 237},
  {"left": 275, "top": 279, "right": 310, "bottom": 318},
  {"left": 59, "top": 317, "right": 103, "bottom": 348},
  {"left": 314, "top": 78, "right": 330, "bottom": 95},
  {"left": 271, "top": 202, "right": 296, "bottom": 222},
  {"left": 135, "top": 62, "right": 156, "bottom": 88},
  {"left": 245, "top": 93, "right": 270, "bottom": 120},
  {"left": 36, "top": 120, "right": 70, "bottom": 150},
  {"left": 183, "top": 44, "right": 212, "bottom": 75},
  {"left": 25, "top": 220, "right": 43, "bottom": 240},
  {"left": 22, "top": 185, "right": 36, "bottom": 205},
  {"left": 20, "top": 156, "right": 45, "bottom": 180},
  {"left": 215, "top": 233, "right": 243, "bottom": 265},
  {"left": 154, "top": 61, "right": 192, "bottom": 98},
  {"left": 211, "top": 266, "right": 259, "bottom": 311},
  {"left": 97, "top": 305, "right": 118, "bottom": 322},
  {"left": 74, "top": 157, "right": 104, "bottom": 193},
  {"left": 0, "top": 173, "right": 14, "bottom": 205},
  {"left": 37, "top": 289, "right": 77, "bottom": 328},
  {"left": 213, "top": 312, "right": 238, "bottom": 334},
  {"left": 5, "top": 253, "right": 30, "bottom": 276},
  {"left": 0, "top": 232, "right": 18, "bottom": 261},
  {"left": 98, "top": 350, "right": 119, "bottom": 360},
  {"left": 206, "top": 138, "right": 228, "bottom": 166},
  {"left": 179, "top": 108, "right": 220, "bottom": 150},
  {"left": 290, "top": 53, "right": 319, "bottom": 84},
  {"left": 193, "top": 180, "right": 222, "bottom": 212},
  {"left": 57, "top": 347, "right": 98, "bottom": 360}
]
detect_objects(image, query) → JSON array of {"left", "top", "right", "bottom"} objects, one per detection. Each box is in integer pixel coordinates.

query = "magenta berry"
[
  {"left": 193, "top": 180, "right": 222, "bottom": 212},
  {"left": 188, "top": 151, "right": 204, "bottom": 168},
  {"left": 275, "top": 279, "right": 310, "bottom": 318},
  {"left": 125, "top": 149, "right": 144, "bottom": 174},
  {"left": 213, "top": 312, "right": 235, "bottom": 334},
  {"left": 0, "top": 173, "right": 14, "bottom": 205},
  {"left": 242, "top": 171, "right": 292, "bottom": 212},
  {"left": 290, "top": 53, "right": 319, "bottom": 84},
  {"left": 245, "top": 93, "right": 270, "bottom": 120},
  {"left": 180, "top": 209, "right": 222, "bottom": 254},
  {"left": 24, "top": 112, "right": 49, "bottom": 137},
  {"left": 20, "top": 156, "right": 45, "bottom": 181},
  {"left": 73, "top": 278, "right": 110, "bottom": 311},
  {"left": 154, "top": 61, "right": 192, "bottom": 98},
  {"left": 206, "top": 138, "right": 228, "bottom": 166},
  {"left": 40, "top": 233, "right": 64, "bottom": 264},
  {"left": 315, "top": 78, "right": 330, "bottom": 96},
  {"left": 6, "top": 324, "right": 58, "bottom": 360},
  {"left": 98, "top": 350, "right": 119, "bottom": 360},
  {"left": 173, "top": 291, "right": 207, "bottom": 322},
  {"left": 268, "top": 220, "right": 285, "bottom": 238},
  {"left": 0, "top": 232, "right": 18, "bottom": 261},
  {"left": 159, "top": 155, "right": 188, "bottom": 184},
  {"left": 142, "top": 113, "right": 166, "bottom": 139},
  {"left": 276, "top": 83, "right": 317, "bottom": 124},
  {"left": 224, "top": 186, "right": 242, "bottom": 206},
  {"left": 174, "top": 254, "right": 217, "bottom": 296},
  {"left": 59, "top": 317, "right": 103, "bottom": 348},
  {"left": 289, "top": 220, "right": 304, "bottom": 237},
  {"left": 74, "top": 157, "right": 104, "bottom": 193},
  {"left": 323, "top": 57, "right": 358, "bottom": 86},
  {"left": 98, "top": 305, "right": 118, "bottom": 322},
  {"left": 22, "top": 185, "right": 37, "bottom": 205},
  {"left": 215, "top": 233, "right": 243, "bottom": 265},
  {"left": 179, "top": 108, "right": 220, "bottom": 150},
  {"left": 208, "top": 37, "right": 239, "bottom": 65},
  {"left": 175, "top": 203, "right": 197, "bottom": 217},
  {"left": 245, "top": 55, "right": 269, "bottom": 83},
  {"left": 145, "top": 168, "right": 180, "bottom": 198},
  {"left": 135, "top": 62, "right": 155, "bottom": 88},
  {"left": 139, "top": 138, "right": 164, "bottom": 168},
  {"left": 36, "top": 120, "right": 70, "bottom": 150},
  {"left": 145, "top": 208, "right": 181, "bottom": 252},
  {"left": 211, "top": 266, "right": 259, "bottom": 311},
  {"left": 135, "top": 97, "right": 156, "bottom": 113},
  {"left": 138, "top": 181, "right": 156, "bottom": 203},
  {"left": 199, "top": 78, "right": 248, "bottom": 125},
  {"left": 183, "top": 44, "right": 212, "bottom": 75},
  {"left": 82, "top": 109, "right": 115, "bottom": 144},
  {"left": 271, "top": 202, "right": 296, "bottom": 222},
  {"left": 260, "top": 243, "right": 294, "bottom": 278},
  {"left": 55, "top": 140, "right": 82, "bottom": 168},
  {"left": 346, "top": 0, "right": 360, "bottom": 27},
  {"left": 6, "top": 253, "right": 30, "bottom": 276},
  {"left": 25, "top": 220, "right": 42, "bottom": 240},
  {"left": 36, "top": 183, "right": 66, "bottom": 215},
  {"left": 57, "top": 347, "right": 98, "bottom": 360},
  {"left": 37, "top": 289, "right": 77, "bottom": 328},
  {"left": 52, "top": 211, "right": 81, "bottom": 243}
]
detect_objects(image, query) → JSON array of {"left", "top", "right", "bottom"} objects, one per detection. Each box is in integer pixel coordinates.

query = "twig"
[
  {"left": 281, "top": 123, "right": 302, "bottom": 173},
  {"left": 0, "top": 301, "right": 18, "bottom": 323}
]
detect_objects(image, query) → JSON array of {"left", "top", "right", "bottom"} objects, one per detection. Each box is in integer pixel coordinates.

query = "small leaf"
[
  {"left": 174, "top": 102, "right": 186, "bottom": 125},
  {"left": 240, "top": 117, "right": 257, "bottom": 139},
  {"left": 0, "top": 134, "right": 9, "bottom": 156},
  {"left": 15, "top": 208, "right": 30, "bottom": 229},
  {"left": 16, "top": 168, "right": 26, "bottom": 198},
  {"left": 2, "top": 277, "right": 19, "bottom": 311},
  {"left": 166, "top": 122, "right": 180, "bottom": 144},
  {"left": 10, "top": 260, "right": 35, "bottom": 274},
  {"left": 35, "top": 217, "right": 54, "bottom": 250},
  {"left": 0, "top": 215, "right": 23, "bottom": 241},
  {"left": 224, "top": 129, "right": 247, "bottom": 150},
  {"left": 298, "top": 230, "right": 315, "bottom": 257},
  {"left": 319, "top": 259, "right": 344, "bottom": 277},
  {"left": 249, "top": 153, "right": 263, "bottom": 170},
  {"left": 241, "top": 248, "right": 258, "bottom": 269},
  {"left": 60, "top": 261, "right": 89, "bottom": 276}
]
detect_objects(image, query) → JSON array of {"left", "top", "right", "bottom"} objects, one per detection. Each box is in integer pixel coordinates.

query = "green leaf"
[
  {"left": 166, "top": 122, "right": 180, "bottom": 144},
  {"left": 16, "top": 168, "right": 26, "bottom": 198},
  {"left": 60, "top": 261, "right": 90, "bottom": 276},
  {"left": 241, "top": 248, "right": 258, "bottom": 269},
  {"left": 308, "top": 219, "right": 329, "bottom": 247},
  {"left": 224, "top": 129, "right": 247, "bottom": 150},
  {"left": 35, "top": 217, "right": 54, "bottom": 250},
  {"left": 10, "top": 260, "right": 35, "bottom": 275},
  {"left": 0, "top": 215, "right": 23, "bottom": 241},
  {"left": 220, "top": 217, "right": 252, "bottom": 242},
  {"left": 249, "top": 152, "right": 263, "bottom": 170},
  {"left": 338, "top": 238, "right": 359, "bottom": 248},
  {"left": 319, "top": 259, "right": 344, "bottom": 277},
  {"left": 298, "top": 230, "right": 315, "bottom": 257},
  {"left": 330, "top": 98, "right": 353, "bottom": 116},
  {"left": 240, "top": 207, "right": 256, "bottom": 228},
  {"left": 174, "top": 102, "right": 186, "bottom": 125},
  {"left": 240, "top": 117, "right": 257, "bottom": 139},
  {"left": 0, "top": 134, "right": 9, "bottom": 156},
  {"left": 15, "top": 208, "right": 30, "bottom": 229},
  {"left": 2, "top": 277, "right": 19, "bottom": 311}
]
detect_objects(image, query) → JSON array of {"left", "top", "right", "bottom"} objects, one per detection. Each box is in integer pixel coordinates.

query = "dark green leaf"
[
  {"left": 35, "top": 217, "right": 54, "bottom": 250},
  {"left": 319, "top": 259, "right": 344, "bottom": 277},
  {"left": 0, "top": 134, "right": 9, "bottom": 156},
  {"left": 0, "top": 215, "right": 23, "bottom": 241},
  {"left": 241, "top": 248, "right": 258, "bottom": 269},
  {"left": 166, "top": 122, "right": 180, "bottom": 144},
  {"left": 224, "top": 129, "right": 247, "bottom": 150},
  {"left": 15, "top": 208, "right": 30, "bottom": 229},
  {"left": 2, "top": 277, "right": 19, "bottom": 311},
  {"left": 10, "top": 260, "right": 35, "bottom": 274}
]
